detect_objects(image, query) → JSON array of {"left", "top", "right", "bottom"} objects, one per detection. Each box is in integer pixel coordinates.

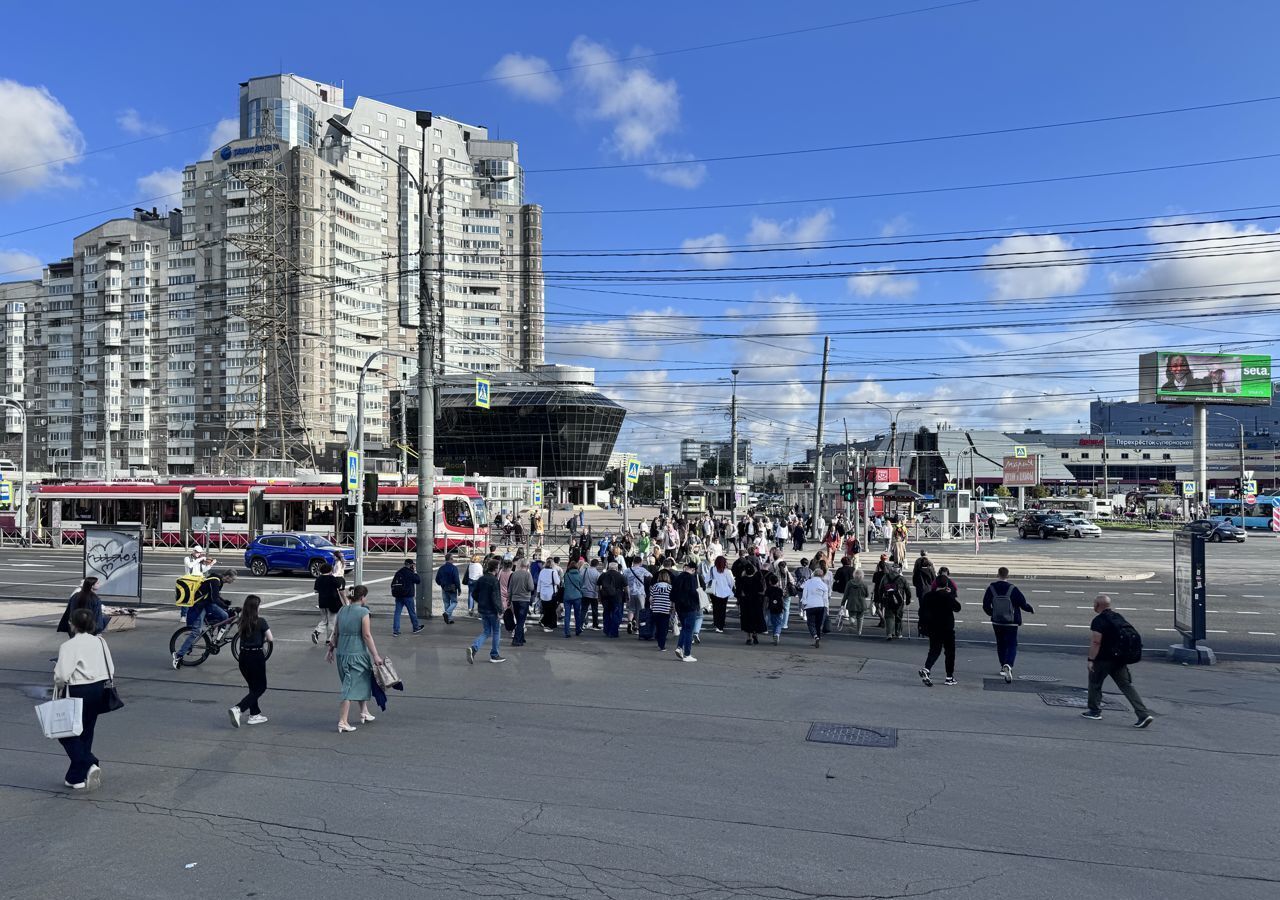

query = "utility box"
[{"left": 939, "top": 489, "right": 972, "bottom": 525}]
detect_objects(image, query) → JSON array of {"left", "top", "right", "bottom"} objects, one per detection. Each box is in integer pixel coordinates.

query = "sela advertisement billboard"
[{"left": 1139, "top": 351, "right": 1272, "bottom": 406}]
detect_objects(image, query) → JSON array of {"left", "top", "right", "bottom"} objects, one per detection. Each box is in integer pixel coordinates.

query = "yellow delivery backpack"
[{"left": 175, "top": 574, "right": 210, "bottom": 608}]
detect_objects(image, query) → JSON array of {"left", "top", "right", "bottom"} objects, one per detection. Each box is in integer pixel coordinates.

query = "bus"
[
  {"left": 1039, "top": 496, "right": 1113, "bottom": 519},
  {"left": 1209, "top": 496, "right": 1277, "bottom": 529}
]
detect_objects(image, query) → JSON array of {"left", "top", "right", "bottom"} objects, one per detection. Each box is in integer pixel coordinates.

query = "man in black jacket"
[
  {"left": 311, "top": 563, "right": 345, "bottom": 644},
  {"left": 390, "top": 559, "right": 423, "bottom": 636},
  {"left": 911, "top": 550, "right": 936, "bottom": 599},
  {"left": 917, "top": 567, "right": 961, "bottom": 686},
  {"left": 671, "top": 560, "right": 701, "bottom": 662},
  {"left": 597, "top": 561, "right": 629, "bottom": 638},
  {"left": 466, "top": 560, "right": 505, "bottom": 663}
]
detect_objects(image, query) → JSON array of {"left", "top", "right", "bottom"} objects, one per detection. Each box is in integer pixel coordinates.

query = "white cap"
[{"left": 193, "top": 544, "right": 204, "bottom": 553}]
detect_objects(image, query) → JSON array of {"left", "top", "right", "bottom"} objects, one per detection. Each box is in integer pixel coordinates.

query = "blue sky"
[{"left": 4, "top": 0, "right": 1280, "bottom": 463}]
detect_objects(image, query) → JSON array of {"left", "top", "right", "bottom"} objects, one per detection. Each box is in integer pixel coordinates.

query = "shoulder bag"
[{"left": 98, "top": 637, "right": 125, "bottom": 713}]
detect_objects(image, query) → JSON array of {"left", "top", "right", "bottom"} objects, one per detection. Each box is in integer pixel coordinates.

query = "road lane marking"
[
  {"left": 1114, "top": 607, "right": 1137, "bottom": 611},
  {"left": 260, "top": 575, "right": 391, "bottom": 609},
  {"left": 1064, "top": 591, "right": 1084, "bottom": 594},
  {"left": 1023, "top": 622, "right": 1047, "bottom": 627},
  {"left": 1040, "top": 604, "right": 1060, "bottom": 608},
  {"left": 1206, "top": 629, "right": 1228, "bottom": 634},
  {"left": 1248, "top": 631, "right": 1277, "bottom": 636},
  {"left": 1243, "top": 594, "right": 1267, "bottom": 599},
  {"left": 1133, "top": 592, "right": 1155, "bottom": 596},
  {"left": 1076, "top": 606, "right": 1093, "bottom": 610},
  {"left": 1235, "top": 611, "right": 1261, "bottom": 615},
  {"left": 1154, "top": 608, "right": 1173, "bottom": 612},
  {"left": 1155, "top": 628, "right": 1177, "bottom": 632},
  {"left": 1031, "top": 589, "right": 1051, "bottom": 593},
  {"left": 1064, "top": 624, "right": 1088, "bottom": 629}
]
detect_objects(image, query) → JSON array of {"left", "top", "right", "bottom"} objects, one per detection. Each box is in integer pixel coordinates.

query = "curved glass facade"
[
  {"left": 407, "top": 387, "right": 625, "bottom": 479},
  {"left": 247, "top": 98, "right": 316, "bottom": 148}
]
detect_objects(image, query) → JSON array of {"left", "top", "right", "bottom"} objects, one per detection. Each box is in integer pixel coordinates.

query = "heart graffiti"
[{"left": 86, "top": 537, "right": 139, "bottom": 582}]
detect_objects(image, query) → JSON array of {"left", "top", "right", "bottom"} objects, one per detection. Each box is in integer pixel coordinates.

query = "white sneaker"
[
  {"left": 171, "top": 653, "right": 181, "bottom": 670},
  {"left": 246, "top": 714, "right": 269, "bottom": 725},
  {"left": 86, "top": 764, "right": 102, "bottom": 790},
  {"left": 1002, "top": 665, "right": 1013, "bottom": 684},
  {"left": 228, "top": 706, "right": 242, "bottom": 728},
  {"left": 682, "top": 655, "right": 697, "bottom": 663},
  {"left": 675, "top": 647, "right": 684, "bottom": 659}
]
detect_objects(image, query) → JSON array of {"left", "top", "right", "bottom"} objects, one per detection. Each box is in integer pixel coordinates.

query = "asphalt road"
[
  {"left": 2, "top": 592, "right": 1279, "bottom": 899},
  {"left": 2, "top": 528, "right": 1276, "bottom": 659}
]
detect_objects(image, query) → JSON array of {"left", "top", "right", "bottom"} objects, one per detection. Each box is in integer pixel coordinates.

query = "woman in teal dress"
[{"left": 324, "top": 584, "right": 384, "bottom": 733}]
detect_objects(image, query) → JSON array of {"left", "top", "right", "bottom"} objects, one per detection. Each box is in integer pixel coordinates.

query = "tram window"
[{"left": 444, "top": 499, "right": 473, "bottom": 528}]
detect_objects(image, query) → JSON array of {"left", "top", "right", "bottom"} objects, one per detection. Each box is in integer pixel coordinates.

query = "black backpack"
[{"left": 1108, "top": 612, "right": 1143, "bottom": 665}]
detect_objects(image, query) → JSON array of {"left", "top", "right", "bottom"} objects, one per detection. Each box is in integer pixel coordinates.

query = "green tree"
[
  {"left": 699, "top": 457, "right": 730, "bottom": 480},
  {"left": 1030, "top": 485, "right": 1050, "bottom": 499},
  {"left": 992, "top": 485, "right": 1011, "bottom": 498},
  {"left": 1156, "top": 481, "right": 1175, "bottom": 496}
]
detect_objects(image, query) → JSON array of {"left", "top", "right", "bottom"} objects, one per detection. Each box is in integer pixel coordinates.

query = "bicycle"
[{"left": 169, "top": 606, "right": 274, "bottom": 668}]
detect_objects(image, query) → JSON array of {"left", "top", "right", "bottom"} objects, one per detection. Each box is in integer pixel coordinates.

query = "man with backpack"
[
  {"left": 982, "top": 566, "right": 1034, "bottom": 682},
  {"left": 1084, "top": 594, "right": 1154, "bottom": 727},
  {"left": 390, "top": 559, "right": 423, "bottom": 636},
  {"left": 875, "top": 563, "right": 911, "bottom": 640}
]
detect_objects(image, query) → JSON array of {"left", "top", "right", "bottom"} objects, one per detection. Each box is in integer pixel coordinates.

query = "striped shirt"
[{"left": 649, "top": 581, "right": 673, "bottom": 615}]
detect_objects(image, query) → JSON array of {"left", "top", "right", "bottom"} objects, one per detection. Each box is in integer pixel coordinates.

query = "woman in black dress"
[{"left": 737, "top": 561, "right": 767, "bottom": 645}]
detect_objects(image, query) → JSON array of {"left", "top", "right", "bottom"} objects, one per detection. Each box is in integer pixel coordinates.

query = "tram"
[{"left": 33, "top": 478, "right": 488, "bottom": 551}]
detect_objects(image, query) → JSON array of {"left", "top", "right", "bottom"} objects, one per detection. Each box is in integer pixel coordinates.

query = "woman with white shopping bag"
[{"left": 52, "top": 608, "right": 117, "bottom": 790}]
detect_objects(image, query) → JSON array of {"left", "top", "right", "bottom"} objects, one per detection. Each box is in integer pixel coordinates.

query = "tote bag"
[{"left": 35, "top": 688, "right": 83, "bottom": 739}]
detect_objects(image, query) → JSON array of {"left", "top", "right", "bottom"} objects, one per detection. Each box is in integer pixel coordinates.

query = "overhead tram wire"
[
  {"left": 526, "top": 94, "right": 1280, "bottom": 176},
  {"left": 547, "top": 151, "right": 1280, "bottom": 216}
]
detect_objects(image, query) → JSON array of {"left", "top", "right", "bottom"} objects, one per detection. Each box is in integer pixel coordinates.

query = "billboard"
[
  {"left": 1002, "top": 455, "right": 1039, "bottom": 488},
  {"left": 1139, "top": 351, "right": 1272, "bottom": 406}
]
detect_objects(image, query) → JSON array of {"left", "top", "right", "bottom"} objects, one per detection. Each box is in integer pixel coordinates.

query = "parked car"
[
  {"left": 1018, "top": 511, "right": 1072, "bottom": 539},
  {"left": 1065, "top": 516, "right": 1102, "bottom": 539},
  {"left": 244, "top": 533, "right": 356, "bottom": 577},
  {"left": 1182, "top": 519, "right": 1247, "bottom": 543}
]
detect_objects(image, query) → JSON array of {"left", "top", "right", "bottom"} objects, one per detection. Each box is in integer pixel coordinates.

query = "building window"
[
  {"left": 360, "top": 124, "right": 370, "bottom": 135},
  {"left": 376, "top": 112, "right": 387, "bottom": 123}
]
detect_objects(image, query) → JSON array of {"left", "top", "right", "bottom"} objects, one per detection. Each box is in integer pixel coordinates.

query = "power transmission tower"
[{"left": 222, "top": 116, "right": 314, "bottom": 474}]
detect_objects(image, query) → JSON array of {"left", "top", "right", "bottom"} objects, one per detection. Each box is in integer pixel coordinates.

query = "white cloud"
[
  {"left": 564, "top": 36, "right": 704, "bottom": 189},
  {"left": 490, "top": 53, "right": 563, "bottom": 102},
  {"left": 1108, "top": 221, "right": 1280, "bottom": 304},
  {"left": 117, "top": 108, "right": 166, "bottom": 136},
  {"left": 0, "top": 249, "right": 43, "bottom": 277},
  {"left": 879, "top": 214, "right": 911, "bottom": 237},
  {"left": 136, "top": 168, "right": 183, "bottom": 203},
  {"left": 203, "top": 117, "right": 239, "bottom": 159},
  {"left": 682, "top": 233, "right": 732, "bottom": 268},
  {"left": 546, "top": 307, "right": 678, "bottom": 363},
  {"left": 746, "top": 208, "right": 834, "bottom": 248},
  {"left": 982, "top": 233, "right": 1089, "bottom": 301},
  {"left": 0, "top": 79, "right": 84, "bottom": 195},
  {"left": 847, "top": 266, "right": 919, "bottom": 298}
]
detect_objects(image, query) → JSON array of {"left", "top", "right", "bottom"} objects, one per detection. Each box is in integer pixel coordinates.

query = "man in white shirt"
[
  {"left": 801, "top": 565, "right": 832, "bottom": 649},
  {"left": 537, "top": 557, "right": 562, "bottom": 632}
]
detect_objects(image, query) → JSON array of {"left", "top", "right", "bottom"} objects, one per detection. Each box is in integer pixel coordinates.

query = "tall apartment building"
[
  {"left": 679, "top": 438, "right": 752, "bottom": 469},
  {"left": 0, "top": 72, "right": 546, "bottom": 477},
  {"left": 0, "top": 278, "right": 39, "bottom": 470}
]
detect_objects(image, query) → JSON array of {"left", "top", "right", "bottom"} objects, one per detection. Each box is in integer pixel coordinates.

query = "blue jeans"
[
  {"left": 767, "top": 610, "right": 785, "bottom": 636},
  {"left": 178, "top": 603, "right": 229, "bottom": 657},
  {"left": 442, "top": 590, "right": 459, "bottom": 620},
  {"left": 472, "top": 612, "right": 501, "bottom": 658},
  {"left": 512, "top": 601, "right": 530, "bottom": 644},
  {"left": 678, "top": 610, "right": 698, "bottom": 655},
  {"left": 602, "top": 598, "right": 623, "bottom": 637},
  {"left": 563, "top": 597, "right": 583, "bottom": 636},
  {"left": 393, "top": 595, "right": 420, "bottom": 634}
]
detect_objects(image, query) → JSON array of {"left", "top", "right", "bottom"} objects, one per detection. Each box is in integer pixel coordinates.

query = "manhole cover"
[
  {"left": 806, "top": 722, "right": 897, "bottom": 748},
  {"left": 1016, "top": 674, "right": 1060, "bottom": 683},
  {"left": 1040, "top": 693, "right": 1125, "bottom": 711}
]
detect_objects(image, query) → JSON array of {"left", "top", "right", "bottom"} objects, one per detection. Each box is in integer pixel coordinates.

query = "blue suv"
[{"left": 244, "top": 533, "right": 356, "bottom": 578}]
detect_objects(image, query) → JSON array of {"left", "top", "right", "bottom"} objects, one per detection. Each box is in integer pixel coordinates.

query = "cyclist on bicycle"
[{"left": 172, "top": 569, "right": 236, "bottom": 668}]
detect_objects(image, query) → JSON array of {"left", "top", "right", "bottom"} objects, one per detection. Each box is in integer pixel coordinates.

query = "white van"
[{"left": 977, "top": 499, "right": 1009, "bottom": 526}]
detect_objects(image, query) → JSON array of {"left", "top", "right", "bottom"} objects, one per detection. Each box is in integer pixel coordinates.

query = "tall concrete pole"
[
  {"left": 810, "top": 337, "right": 830, "bottom": 539},
  {"left": 415, "top": 112, "right": 436, "bottom": 615},
  {"left": 1194, "top": 404, "right": 1207, "bottom": 513},
  {"left": 730, "top": 369, "right": 739, "bottom": 519}
]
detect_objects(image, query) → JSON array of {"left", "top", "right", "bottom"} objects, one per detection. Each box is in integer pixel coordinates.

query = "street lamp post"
[
  {"left": 1089, "top": 423, "right": 1109, "bottom": 499},
  {"left": 1210, "top": 412, "right": 1247, "bottom": 500},
  {"left": 353, "top": 349, "right": 414, "bottom": 585},
  {"left": 327, "top": 114, "right": 511, "bottom": 611},
  {"left": 1, "top": 399, "right": 26, "bottom": 540},
  {"left": 868, "top": 402, "right": 922, "bottom": 472}
]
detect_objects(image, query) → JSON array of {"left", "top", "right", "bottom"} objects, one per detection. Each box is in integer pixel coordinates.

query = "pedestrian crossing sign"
[
  {"left": 475, "top": 377, "right": 491, "bottom": 410},
  {"left": 1182, "top": 480, "right": 1197, "bottom": 497},
  {"left": 625, "top": 458, "right": 640, "bottom": 485},
  {"left": 532, "top": 481, "right": 542, "bottom": 506},
  {"left": 0, "top": 480, "right": 10, "bottom": 507},
  {"left": 1013, "top": 446, "right": 1028, "bottom": 459},
  {"left": 346, "top": 450, "right": 360, "bottom": 492},
  {"left": 1243, "top": 479, "right": 1258, "bottom": 495}
]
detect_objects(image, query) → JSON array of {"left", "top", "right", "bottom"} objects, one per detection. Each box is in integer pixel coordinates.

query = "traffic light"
[
  {"left": 841, "top": 481, "right": 857, "bottom": 502},
  {"left": 364, "top": 472, "right": 380, "bottom": 506}
]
